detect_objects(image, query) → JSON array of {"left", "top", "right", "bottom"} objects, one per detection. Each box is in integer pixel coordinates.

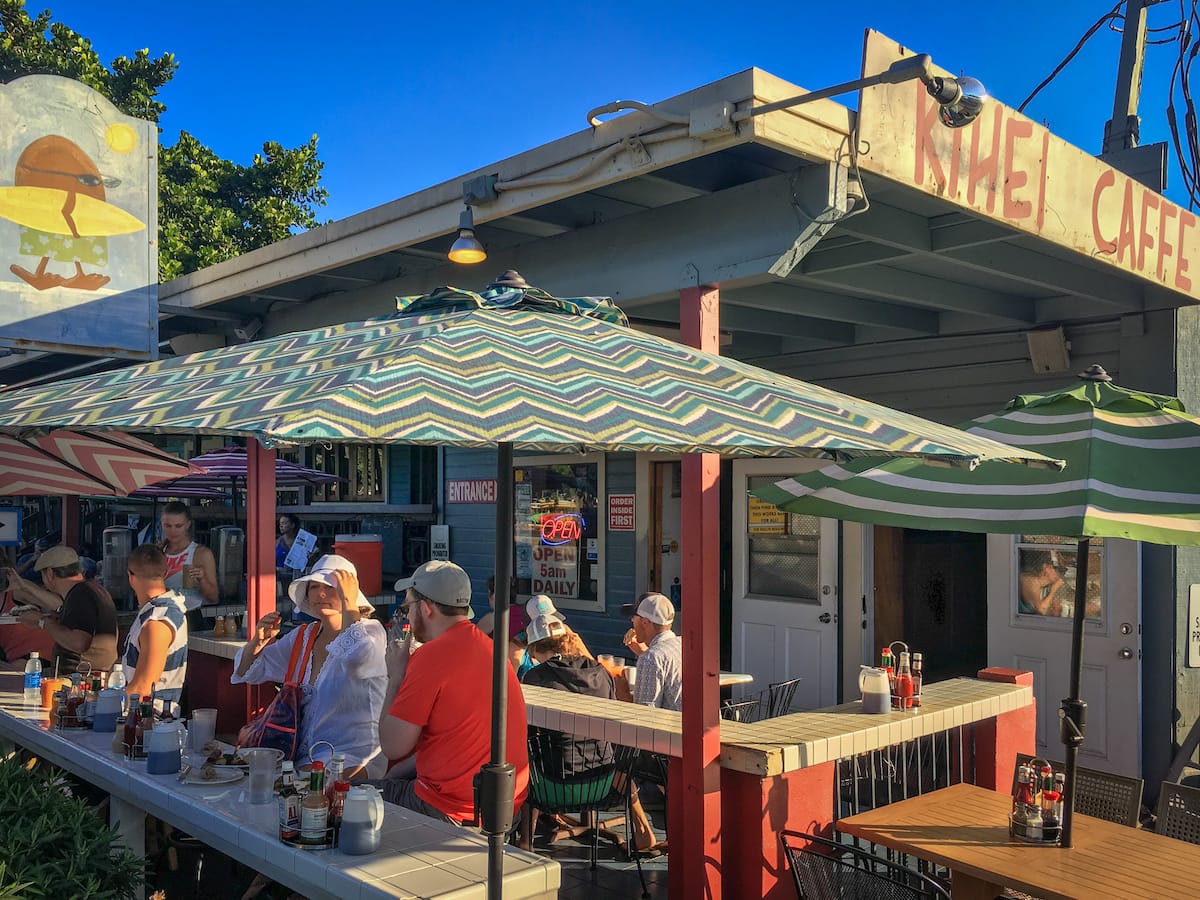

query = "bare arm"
[
  {"left": 192, "top": 546, "right": 219, "bottom": 604},
  {"left": 4, "top": 569, "right": 63, "bottom": 612},
  {"left": 236, "top": 610, "right": 282, "bottom": 677},
  {"left": 18, "top": 609, "right": 92, "bottom": 655},
  {"left": 379, "top": 715, "right": 421, "bottom": 761},
  {"left": 126, "top": 619, "right": 172, "bottom": 700}
]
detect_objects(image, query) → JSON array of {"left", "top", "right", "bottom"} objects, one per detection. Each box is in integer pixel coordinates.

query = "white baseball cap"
[
  {"left": 621, "top": 592, "right": 675, "bottom": 625},
  {"left": 525, "top": 613, "right": 569, "bottom": 644},
  {"left": 526, "top": 594, "right": 564, "bottom": 623}
]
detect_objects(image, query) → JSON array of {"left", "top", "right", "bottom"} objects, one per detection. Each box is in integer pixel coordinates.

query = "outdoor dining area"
[{"left": 0, "top": 280, "right": 1198, "bottom": 900}]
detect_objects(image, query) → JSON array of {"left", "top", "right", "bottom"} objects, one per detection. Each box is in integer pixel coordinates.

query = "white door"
[
  {"left": 732, "top": 459, "right": 839, "bottom": 711},
  {"left": 987, "top": 535, "right": 1141, "bottom": 776}
]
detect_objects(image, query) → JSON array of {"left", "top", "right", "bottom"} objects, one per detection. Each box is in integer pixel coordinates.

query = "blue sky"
[{"left": 41, "top": 1, "right": 1196, "bottom": 222}]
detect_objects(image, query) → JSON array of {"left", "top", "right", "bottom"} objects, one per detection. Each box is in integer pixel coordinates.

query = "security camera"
[{"left": 234, "top": 318, "right": 263, "bottom": 342}]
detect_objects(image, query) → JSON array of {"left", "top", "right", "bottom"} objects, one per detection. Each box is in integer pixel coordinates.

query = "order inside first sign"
[{"left": 608, "top": 494, "right": 635, "bottom": 531}]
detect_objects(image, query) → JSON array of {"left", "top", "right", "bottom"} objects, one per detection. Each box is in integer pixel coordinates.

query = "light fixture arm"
[{"left": 732, "top": 54, "right": 937, "bottom": 121}]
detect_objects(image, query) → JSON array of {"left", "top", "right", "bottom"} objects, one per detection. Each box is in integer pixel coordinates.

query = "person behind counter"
[
  {"left": 233, "top": 554, "right": 387, "bottom": 778},
  {"left": 160, "top": 501, "right": 218, "bottom": 612},
  {"left": 4, "top": 545, "right": 117, "bottom": 675},
  {"left": 123, "top": 544, "right": 189, "bottom": 716}
]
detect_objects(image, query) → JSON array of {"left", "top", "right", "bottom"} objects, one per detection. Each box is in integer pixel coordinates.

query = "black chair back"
[
  {"left": 1156, "top": 781, "right": 1200, "bottom": 845},
  {"left": 780, "top": 830, "right": 950, "bottom": 899},
  {"left": 767, "top": 677, "right": 802, "bottom": 718}
]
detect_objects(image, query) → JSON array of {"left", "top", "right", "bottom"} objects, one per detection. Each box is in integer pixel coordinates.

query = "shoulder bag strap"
[{"left": 282, "top": 623, "right": 320, "bottom": 686}]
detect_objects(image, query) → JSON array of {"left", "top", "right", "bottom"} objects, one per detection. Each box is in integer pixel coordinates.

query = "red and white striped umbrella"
[{"left": 0, "top": 431, "right": 202, "bottom": 496}]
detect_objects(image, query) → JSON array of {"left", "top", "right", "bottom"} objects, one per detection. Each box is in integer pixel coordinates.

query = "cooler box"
[{"left": 333, "top": 534, "right": 383, "bottom": 597}]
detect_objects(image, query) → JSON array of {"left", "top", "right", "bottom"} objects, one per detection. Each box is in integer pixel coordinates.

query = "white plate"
[{"left": 180, "top": 768, "right": 243, "bottom": 786}]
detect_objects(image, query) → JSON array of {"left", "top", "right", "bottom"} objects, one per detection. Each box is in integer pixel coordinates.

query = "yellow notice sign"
[
  {"left": 748, "top": 495, "right": 786, "bottom": 534},
  {"left": 857, "top": 30, "right": 1200, "bottom": 302}
]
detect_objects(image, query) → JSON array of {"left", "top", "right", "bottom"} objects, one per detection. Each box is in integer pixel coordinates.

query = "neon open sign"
[{"left": 541, "top": 513, "right": 584, "bottom": 545}]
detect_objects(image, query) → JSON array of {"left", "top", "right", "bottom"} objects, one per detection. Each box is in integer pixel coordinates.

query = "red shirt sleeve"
[{"left": 388, "top": 646, "right": 437, "bottom": 727}]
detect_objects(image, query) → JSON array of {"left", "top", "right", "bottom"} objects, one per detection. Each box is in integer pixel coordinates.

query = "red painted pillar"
[
  {"left": 246, "top": 441, "right": 276, "bottom": 709},
  {"left": 721, "top": 763, "right": 836, "bottom": 899},
  {"left": 673, "top": 284, "right": 722, "bottom": 900},
  {"left": 972, "top": 667, "right": 1036, "bottom": 792},
  {"left": 60, "top": 496, "right": 81, "bottom": 549}
]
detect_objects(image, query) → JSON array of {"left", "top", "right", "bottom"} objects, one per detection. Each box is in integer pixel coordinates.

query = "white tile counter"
[
  {"left": 523, "top": 676, "right": 1032, "bottom": 777},
  {"left": 0, "top": 673, "right": 558, "bottom": 900}
]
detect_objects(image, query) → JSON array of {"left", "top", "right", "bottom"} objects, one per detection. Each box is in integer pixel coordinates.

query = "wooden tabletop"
[{"left": 837, "top": 782, "right": 1200, "bottom": 900}]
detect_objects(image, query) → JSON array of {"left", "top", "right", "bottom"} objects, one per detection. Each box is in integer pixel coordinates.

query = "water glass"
[
  {"left": 244, "top": 749, "right": 276, "bottom": 804},
  {"left": 190, "top": 708, "right": 217, "bottom": 751}
]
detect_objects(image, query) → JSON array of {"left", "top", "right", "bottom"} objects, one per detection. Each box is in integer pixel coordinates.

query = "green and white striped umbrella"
[
  {"left": 752, "top": 364, "right": 1200, "bottom": 847},
  {"left": 752, "top": 366, "right": 1200, "bottom": 547}
]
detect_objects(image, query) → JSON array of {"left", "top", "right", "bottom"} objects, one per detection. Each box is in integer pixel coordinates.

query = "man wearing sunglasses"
[{"left": 376, "top": 560, "right": 529, "bottom": 825}]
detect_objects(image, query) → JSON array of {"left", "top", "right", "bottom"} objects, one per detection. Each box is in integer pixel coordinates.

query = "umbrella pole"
[
  {"left": 1059, "top": 537, "right": 1090, "bottom": 848},
  {"left": 482, "top": 442, "right": 516, "bottom": 900}
]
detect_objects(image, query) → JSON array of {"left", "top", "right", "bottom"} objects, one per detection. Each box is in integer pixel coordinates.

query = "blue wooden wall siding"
[{"left": 442, "top": 447, "right": 637, "bottom": 659}]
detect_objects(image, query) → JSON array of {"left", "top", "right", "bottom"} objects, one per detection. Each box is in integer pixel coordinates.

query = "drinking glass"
[
  {"left": 244, "top": 748, "right": 276, "bottom": 804},
  {"left": 597, "top": 653, "right": 616, "bottom": 676},
  {"left": 190, "top": 708, "right": 217, "bottom": 751}
]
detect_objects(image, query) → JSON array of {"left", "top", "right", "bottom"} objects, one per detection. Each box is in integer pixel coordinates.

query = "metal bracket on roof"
[
  {"left": 462, "top": 174, "right": 499, "bottom": 206},
  {"left": 689, "top": 101, "right": 736, "bottom": 140}
]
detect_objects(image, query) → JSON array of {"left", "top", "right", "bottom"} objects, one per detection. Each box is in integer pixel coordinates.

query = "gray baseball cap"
[{"left": 395, "top": 560, "right": 472, "bottom": 611}]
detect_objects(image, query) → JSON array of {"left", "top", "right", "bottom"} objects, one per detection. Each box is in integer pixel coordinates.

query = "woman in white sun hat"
[{"left": 233, "top": 554, "right": 388, "bottom": 778}]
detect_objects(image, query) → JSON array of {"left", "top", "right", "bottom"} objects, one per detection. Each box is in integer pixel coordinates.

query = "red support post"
[
  {"left": 672, "top": 283, "right": 723, "bottom": 900},
  {"left": 973, "top": 667, "right": 1037, "bottom": 792},
  {"left": 245, "top": 441, "right": 276, "bottom": 711},
  {"left": 60, "top": 495, "right": 81, "bottom": 549}
]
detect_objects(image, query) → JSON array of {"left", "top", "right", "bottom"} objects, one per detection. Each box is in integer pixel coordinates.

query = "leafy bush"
[{"left": 0, "top": 755, "right": 143, "bottom": 899}]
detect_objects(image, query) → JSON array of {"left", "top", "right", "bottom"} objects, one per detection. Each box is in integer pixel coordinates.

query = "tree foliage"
[{"left": 0, "top": 0, "right": 327, "bottom": 281}]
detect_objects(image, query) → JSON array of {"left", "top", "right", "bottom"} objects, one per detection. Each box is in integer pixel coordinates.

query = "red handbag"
[{"left": 236, "top": 623, "right": 319, "bottom": 759}]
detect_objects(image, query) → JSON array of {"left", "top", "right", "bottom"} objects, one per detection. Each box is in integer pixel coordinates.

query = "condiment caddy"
[
  {"left": 277, "top": 742, "right": 358, "bottom": 851},
  {"left": 879, "top": 642, "right": 924, "bottom": 712},
  {"left": 1009, "top": 757, "right": 1064, "bottom": 844}
]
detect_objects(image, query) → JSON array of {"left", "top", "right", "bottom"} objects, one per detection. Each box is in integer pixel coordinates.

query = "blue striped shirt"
[{"left": 122, "top": 590, "right": 189, "bottom": 716}]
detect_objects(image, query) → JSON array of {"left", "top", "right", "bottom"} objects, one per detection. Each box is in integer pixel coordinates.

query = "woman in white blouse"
[{"left": 232, "top": 554, "right": 387, "bottom": 778}]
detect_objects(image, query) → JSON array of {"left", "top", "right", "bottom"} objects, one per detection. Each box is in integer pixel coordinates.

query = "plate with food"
[
  {"left": 197, "top": 741, "right": 285, "bottom": 769},
  {"left": 180, "top": 763, "right": 243, "bottom": 786}
]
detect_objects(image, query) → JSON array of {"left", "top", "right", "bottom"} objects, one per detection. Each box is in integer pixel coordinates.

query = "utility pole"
[{"left": 1101, "top": 0, "right": 1169, "bottom": 190}]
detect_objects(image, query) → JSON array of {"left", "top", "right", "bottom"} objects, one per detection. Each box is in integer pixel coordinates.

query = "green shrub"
[{"left": 0, "top": 755, "right": 143, "bottom": 899}]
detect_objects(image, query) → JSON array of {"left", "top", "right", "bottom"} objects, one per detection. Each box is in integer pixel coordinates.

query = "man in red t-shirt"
[{"left": 378, "top": 560, "right": 529, "bottom": 825}]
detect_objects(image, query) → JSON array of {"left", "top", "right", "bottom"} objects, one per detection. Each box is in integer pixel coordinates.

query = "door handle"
[
  {"left": 1119, "top": 647, "right": 1134, "bottom": 660},
  {"left": 819, "top": 612, "right": 832, "bottom": 624}
]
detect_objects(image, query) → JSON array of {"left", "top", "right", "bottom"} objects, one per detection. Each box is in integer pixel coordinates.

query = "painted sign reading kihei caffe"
[{"left": 857, "top": 30, "right": 1200, "bottom": 300}]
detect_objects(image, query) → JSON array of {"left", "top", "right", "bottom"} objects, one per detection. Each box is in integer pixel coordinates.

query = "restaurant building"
[{"left": 4, "top": 30, "right": 1197, "bottom": 796}]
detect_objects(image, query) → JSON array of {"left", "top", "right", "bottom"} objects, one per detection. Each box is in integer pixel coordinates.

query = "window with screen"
[{"left": 1014, "top": 534, "right": 1103, "bottom": 621}]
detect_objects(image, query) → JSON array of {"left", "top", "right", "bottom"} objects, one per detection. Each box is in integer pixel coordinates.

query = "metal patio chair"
[
  {"left": 780, "top": 830, "right": 950, "bottom": 900},
  {"left": 720, "top": 696, "right": 763, "bottom": 723},
  {"left": 1156, "top": 781, "right": 1200, "bottom": 845},
  {"left": 766, "top": 677, "right": 803, "bottom": 718}
]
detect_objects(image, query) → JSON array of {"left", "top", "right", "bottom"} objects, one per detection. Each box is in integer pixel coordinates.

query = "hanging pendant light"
[{"left": 448, "top": 206, "right": 487, "bottom": 264}]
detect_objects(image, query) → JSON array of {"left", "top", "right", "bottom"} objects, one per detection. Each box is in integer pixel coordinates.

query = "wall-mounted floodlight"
[
  {"left": 448, "top": 206, "right": 487, "bottom": 264},
  {"left": 732, "top": 54, "right": 987, "bottom": 129},
  {"left": 587, "top": 53, "right": 988, "bottom": 138}
]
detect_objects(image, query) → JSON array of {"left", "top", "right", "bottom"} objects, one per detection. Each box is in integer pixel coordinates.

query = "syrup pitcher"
[{"left": 339, "top": 785, "right": 385, "bottom": 855}]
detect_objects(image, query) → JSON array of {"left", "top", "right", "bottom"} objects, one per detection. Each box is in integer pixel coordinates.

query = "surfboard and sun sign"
[{"left": 0, "top": 75, "right": 157, "bottom": 359}]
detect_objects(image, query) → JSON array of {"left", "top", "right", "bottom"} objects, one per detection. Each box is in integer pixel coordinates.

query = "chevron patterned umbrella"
[
  {"left": 752, "top": 364, "right": 1200, "bottom": 847},
  {"left": 0, "top": 285, "right": 1057, "bottom": 468},
  {"left": 0, "top": 276, "right": 1058, "bottom": 891}
]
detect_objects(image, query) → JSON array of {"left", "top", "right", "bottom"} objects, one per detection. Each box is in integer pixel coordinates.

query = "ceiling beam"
[
  {"left": 806, "top": 267, "right": 1037, "bottom": 324},
  {"left": 634, "top": 299, "right": 856, "bottom": 343},
  {"left": 727, "top": 282, "right": 940, "bottom": 334}
]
